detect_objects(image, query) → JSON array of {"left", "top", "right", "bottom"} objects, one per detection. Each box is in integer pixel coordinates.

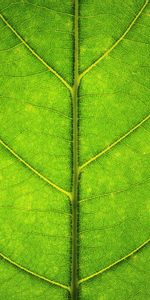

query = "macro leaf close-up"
[{"left": 0, "top": 0, "right": 150, "bottom": 299}]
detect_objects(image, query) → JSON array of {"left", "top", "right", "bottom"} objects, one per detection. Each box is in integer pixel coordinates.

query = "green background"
[{"left": 0, "top": 0, "right": 150, "bottom": 299}]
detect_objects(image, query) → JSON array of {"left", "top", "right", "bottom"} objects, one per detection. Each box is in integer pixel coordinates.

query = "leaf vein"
[
  {"left": 0, "top": 138, "right": 71, "bottom": 199},
  {"left": 79, "top": 238, "right": 150, "bottom": 284},
  {"left": 79, "top": 114, "right": 150, "bottom": 172},
  {"left": 79, "top": 0, "right": 149, "bottom": 80},
  {"left": 0, "top": 14, "right": 72, "bottom": 92},
  {"left": 0, "top": 252, "right": 70, "bottom": 292}
]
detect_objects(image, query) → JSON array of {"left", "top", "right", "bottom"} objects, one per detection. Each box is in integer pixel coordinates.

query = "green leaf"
[{"left": 0, "top": 0, "right": 150, "bottom": 299}]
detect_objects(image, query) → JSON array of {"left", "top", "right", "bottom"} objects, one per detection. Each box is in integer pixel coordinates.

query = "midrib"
[{"left": 71, "top": 0, "right": 79, "bottom": 299}]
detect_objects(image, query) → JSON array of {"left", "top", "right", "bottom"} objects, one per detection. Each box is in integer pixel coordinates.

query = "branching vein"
[
  {"left": 79, "top": 238, "right": 150, "bottom": 284},
  {"left": 0, "top": 1, "right": 149, "bottom": 297},
  {"left": 0, "top": 14, "right": 72, "bottom": 92},
  {"left": 79, "top": 0, "right": 149, "bottom": 80},
  {"left": 0, "top": 138, "right": 71, "bottom": 199},
  {"left": 0, "top": 252, "right": 70, "bottom": 292},
  {"left": 79, "top": 114, "right": 150, "bottom": 172}
]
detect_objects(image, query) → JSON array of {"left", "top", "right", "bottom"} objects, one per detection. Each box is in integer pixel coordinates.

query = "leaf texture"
[{"left": 0, "top": 0, "right": 150, "bottom": 299}]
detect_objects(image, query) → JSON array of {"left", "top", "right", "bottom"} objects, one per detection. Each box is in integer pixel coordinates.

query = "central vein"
[{"left": 71, "top": 0, "right": 79, "bottom": 299}]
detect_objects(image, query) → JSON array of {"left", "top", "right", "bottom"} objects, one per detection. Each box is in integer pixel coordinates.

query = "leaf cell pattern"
[{"left": 0, "top": 0, "right": 150, "bottom": 299}]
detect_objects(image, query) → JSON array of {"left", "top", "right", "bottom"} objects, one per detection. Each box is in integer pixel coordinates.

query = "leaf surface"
[{"left": 0, "top": 0, "right": 150, "bottom": 299}]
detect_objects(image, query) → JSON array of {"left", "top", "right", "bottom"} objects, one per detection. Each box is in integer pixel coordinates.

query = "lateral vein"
[
  {"left": 0, "top": 13, "right": 72, "bottom": 92},
  {"left": 79, "top": 238, "right": 150, "bottom": 284},
  {"left": 0, "top": 138, "right": 71, "bottom": 199},
  {"left": 79, "top": 0, "right": 149, "bottom": 80},
  {"left": 79, "top": 114, "right": 150, "bottom": 172},
  {"left": 0, "top": 252, "right": 70, "bottom": 292}
]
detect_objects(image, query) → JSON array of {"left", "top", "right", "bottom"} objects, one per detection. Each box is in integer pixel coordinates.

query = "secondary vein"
[
  {"left": 79, "top": 114, "right": 150, "bottom": 172},
  {"left": 79, "top": 238, "right": 150, "bottom": 284},
  {"left": 0, "top": 138, "right": 71, "bottom": 199},
  {"left": 0, "top": 252, "right": 70, "bottom": 292},
  {"left": 0, "top": 13, "right": 72, "bottom": 92},
  {"left": 79, "top": 0, "right": 149, "bottom": 80}
]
